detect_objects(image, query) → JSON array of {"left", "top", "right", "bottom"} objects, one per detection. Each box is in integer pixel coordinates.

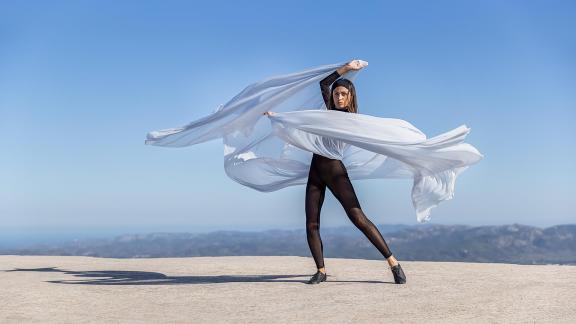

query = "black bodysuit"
[{"left": 305, "top": 70, "right": 394, "bottom": 269}]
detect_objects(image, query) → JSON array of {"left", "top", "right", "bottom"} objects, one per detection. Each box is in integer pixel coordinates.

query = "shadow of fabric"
[{"left": 4, "top": 267, "right": 394, "bottom": 285}]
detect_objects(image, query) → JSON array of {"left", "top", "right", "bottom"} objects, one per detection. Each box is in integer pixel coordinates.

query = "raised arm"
[
  {"left": 319, "top": 61, "right": 366, "bottom": 108},
  {"left": 319, "top": 70, "right": 341, "bottom": 108}
]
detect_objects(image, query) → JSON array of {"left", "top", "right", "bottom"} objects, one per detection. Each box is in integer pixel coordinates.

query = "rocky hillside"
[{"left": 2, "top": 223, "right": 575, "bottom": 264}]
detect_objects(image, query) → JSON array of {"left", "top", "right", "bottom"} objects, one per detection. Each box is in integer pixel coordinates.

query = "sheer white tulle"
[{"left": 145, "top": 61, "right": 483, "bottom": 223}]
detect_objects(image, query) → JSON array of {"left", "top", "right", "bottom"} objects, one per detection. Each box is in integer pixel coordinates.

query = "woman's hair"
[{"left": 328, "top": 78, "right": 358, "bottom": 113}]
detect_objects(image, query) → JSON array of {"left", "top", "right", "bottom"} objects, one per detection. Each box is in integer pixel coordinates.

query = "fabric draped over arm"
[{"left": 145, "top": 61, "right": 483, "bottom": 223}]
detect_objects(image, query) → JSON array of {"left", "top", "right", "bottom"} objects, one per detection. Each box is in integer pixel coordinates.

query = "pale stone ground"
[{"left": 1, "top": 255, "right": 575, "bottom": 323}]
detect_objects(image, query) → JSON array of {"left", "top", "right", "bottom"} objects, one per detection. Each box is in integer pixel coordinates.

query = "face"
[{"left": 332, "top": 86, "right": 350, "bottom": 108}]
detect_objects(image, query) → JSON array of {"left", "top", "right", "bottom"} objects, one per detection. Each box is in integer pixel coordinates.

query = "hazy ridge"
[{"left": 2, "top": 223, "right": 575, "bottom": 265}]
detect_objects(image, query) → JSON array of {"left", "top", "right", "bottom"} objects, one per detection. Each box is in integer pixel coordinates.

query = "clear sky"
[{"left": 1, "top": 0, "right": 575, "bottom": 243}]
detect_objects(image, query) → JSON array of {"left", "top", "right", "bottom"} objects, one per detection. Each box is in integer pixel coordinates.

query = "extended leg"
[
  {"left": 326, "top": 162, "right": 394, "bottom": 259},
  {"left": 305, "top": 163, "right": 327, "bottom": 269}
]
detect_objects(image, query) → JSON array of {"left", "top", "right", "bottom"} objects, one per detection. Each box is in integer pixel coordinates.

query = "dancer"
[
  {"left": 147, "top": 59, "right": 483, "bottom": 285},
  {"left": 266, "top": 60, "right": 406, "bottom": 284}
]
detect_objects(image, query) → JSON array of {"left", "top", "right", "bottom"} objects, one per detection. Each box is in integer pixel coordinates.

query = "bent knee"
[
  {"left": 306, "top": 222, "right": 320, "bottom": 232},
  {"left": 347, "top": 208, "right": 370, "bottom": 225}
]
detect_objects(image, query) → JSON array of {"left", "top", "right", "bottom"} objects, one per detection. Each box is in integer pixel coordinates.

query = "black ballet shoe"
[
  {"left": 306, "top": 271, "right": 327, "bottom": 284},
  {"left": 390, "top": 264, "right": 406, "bottom": 284}
]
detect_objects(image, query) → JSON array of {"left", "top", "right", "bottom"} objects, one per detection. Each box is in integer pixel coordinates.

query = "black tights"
[{"left": 305, "top": 153, "right": 393, "bottom": 269}]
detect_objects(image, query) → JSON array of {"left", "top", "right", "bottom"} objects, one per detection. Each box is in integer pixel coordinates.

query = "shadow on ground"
[{"left": 4, "top": 267, "right": 395, "bottom": 285}]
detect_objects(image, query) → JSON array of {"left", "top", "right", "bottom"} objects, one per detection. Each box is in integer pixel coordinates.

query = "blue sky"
[{"left": 1, "top": 0, "right": 575, "bottom": 242}]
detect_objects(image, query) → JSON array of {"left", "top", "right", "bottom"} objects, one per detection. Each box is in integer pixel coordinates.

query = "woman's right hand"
[
  {"left": 345, "top": 59, "right": 368, "bottom": 71},
  {"left": 337, "top": 59, "right": 368, "bottom": 75}
]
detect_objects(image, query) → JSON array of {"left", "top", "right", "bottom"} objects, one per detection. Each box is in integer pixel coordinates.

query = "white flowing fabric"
[{"left": 145, "top": 60, "right": 483, "bottom": 223}]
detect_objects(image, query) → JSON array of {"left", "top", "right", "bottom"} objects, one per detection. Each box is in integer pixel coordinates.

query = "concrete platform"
[{"left": 1, "top": 255, "right": 574, "bottom": 323}]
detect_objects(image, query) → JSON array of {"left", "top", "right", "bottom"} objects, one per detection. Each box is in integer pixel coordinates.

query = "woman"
[
  {"left": 265, "top": 60, "right": 407, "bottom": 285},
  {"left": 147, "top": 59, "right": 481, "bottom": 285}
]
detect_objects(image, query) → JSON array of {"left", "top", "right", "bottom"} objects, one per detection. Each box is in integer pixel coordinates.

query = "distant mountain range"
[{"left": 2, "top": 223, "right": 575, "bottom": 265}]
